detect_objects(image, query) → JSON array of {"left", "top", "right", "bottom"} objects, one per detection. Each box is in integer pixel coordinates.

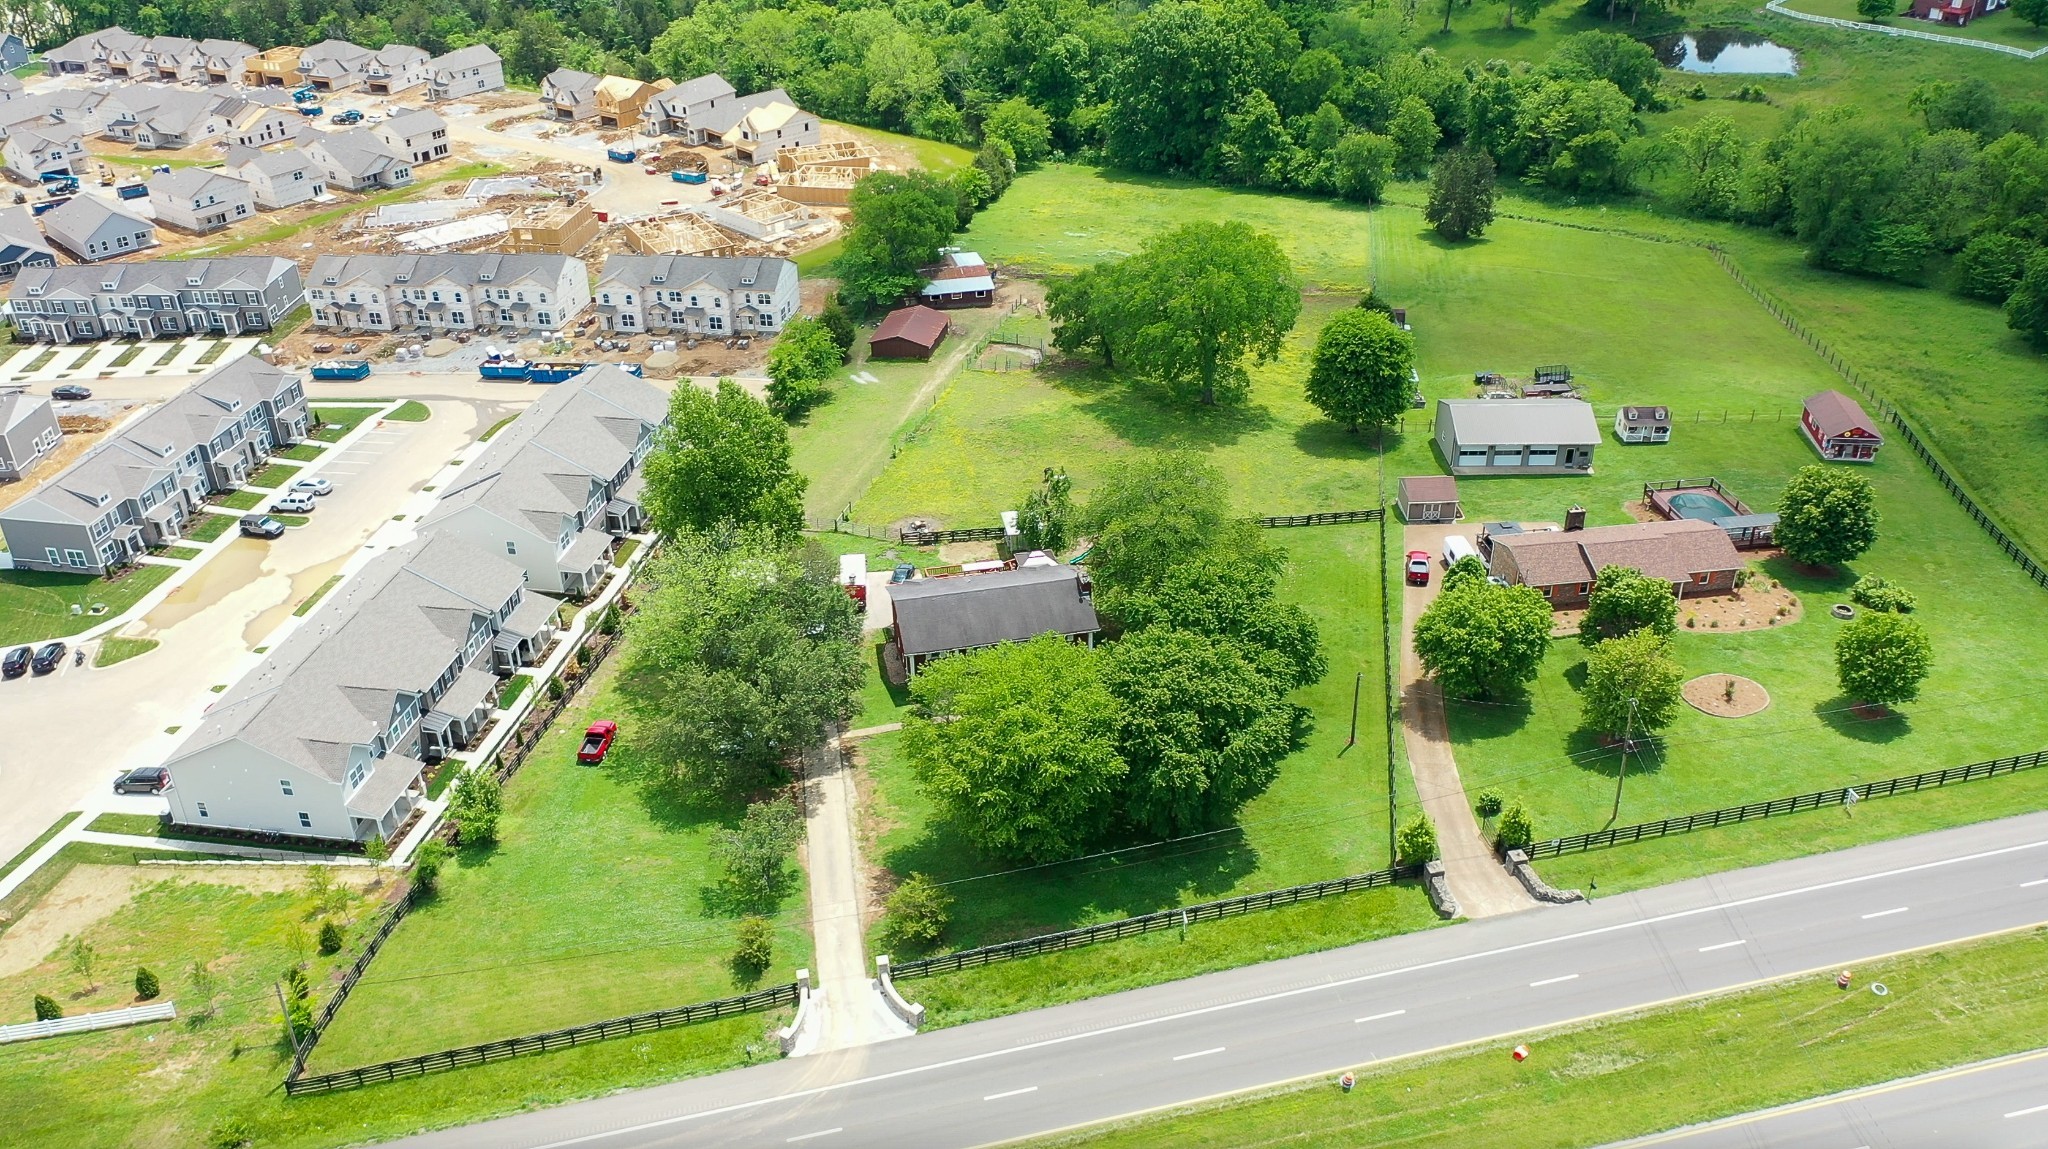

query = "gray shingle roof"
[
  {"left": 147, "top": 166, "right": 248, "bottom": 200},
  {"left": 890, "top": 566, "right": 1101, "bottom": 658},
  {"left": 169, "top": 532, "right": 527, "bottom": 780},
  {"left": 39, "top": 196, "right": 153, "bottom": 253},
  {"left": 306, "top": 127, "right": 406, "bottom": 179},
  {"left": 12, "top": 256, "right": 295, "bottom": 300},
  {"left": 430, "top": 45, "right": 501, "bottom": 75},
  {"left": 225, "top": 145, "right": 318, "bottom": 179},
  {"left": 598, "top": 254, "right": 791, "bottom": 292},
  {"left": 653, "top": 73, "right": 736, "bottom": 114},
  {"left": 695, "top": 88, "right": 794, "bottom": 136},
  {"left": 309, "top": 251, "right": 581, "bottom": 290},
  {"left": 1437, "top": 399, "right": 1600, "bottom": 447},
  {"left": 0, "top": 390, "right": 52, "bottom": 435}
]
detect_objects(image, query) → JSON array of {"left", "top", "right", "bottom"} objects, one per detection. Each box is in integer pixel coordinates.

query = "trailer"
[
  {"left": 309, "top": 359, "right": 372, "bottom": 381},
  {"left": 31, "top": 197, "right": 71, "bottom": 216}
]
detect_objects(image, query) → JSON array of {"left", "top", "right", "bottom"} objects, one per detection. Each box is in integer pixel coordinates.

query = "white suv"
[{"left": 270, "top": 492, "right": 317, "bottom": 514}]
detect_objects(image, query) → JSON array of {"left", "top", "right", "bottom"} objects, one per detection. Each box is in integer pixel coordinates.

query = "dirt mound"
[{"left": 1683, "top": 674, "right": 1771, "bottom": 718}]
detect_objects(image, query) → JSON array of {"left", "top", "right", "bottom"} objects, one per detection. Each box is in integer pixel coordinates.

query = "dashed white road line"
[
  {"left": 1529, "top": 974, "right": 1579, "bottom": 988},
  {"left": 2022, "top": 878, "right": 2048, "bottom": 888},
  {"left": 1355, "top": 1010, "right": 1407, "bottom": 1023},
  {"left": 983, "top": 1087, "right": 1038, "bottom": 1101},
  {"left": 1698, "top": 940, "right": 1747, "bottom": 953},
  {"left": 785, "top": 1129, "right": 842, "bottom": 1143},
  {"left": 2006, "top": 1104, "right": 2048, "bottom": 1119},
  {"left": 1861, "top": 907, "right": 1909, "bottom": 920},
  {"left": 1172, "top": 1047, "right": 1225, "bottom": 1062}
]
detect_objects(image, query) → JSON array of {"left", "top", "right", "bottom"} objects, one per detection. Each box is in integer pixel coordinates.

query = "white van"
[{"left": 1442, "top": 534, "right": 1479, "bottom": 568}]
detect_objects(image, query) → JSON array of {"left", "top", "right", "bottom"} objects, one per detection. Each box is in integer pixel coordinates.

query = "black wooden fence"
[
  {"left": 284, "top": 982, "right": 800, "bottom": 1095},
  {"left": 898, "top": 525, "right": 1007, "bottom": 546},
  {"left": 1256, "top": 508, "right": 1385, "bottom": 528},
  {"left": 1522, "top": 750, "right": 2048, "bottom": 860},
  {"left": 890, "top": 863, "right": 1421, "bottom": 981},
  {"left": 288, "top": 886, "right": 420, "bottom": 1081},
  {"left": 878, "top": 508, "right": 1388, "bottom": 549}
]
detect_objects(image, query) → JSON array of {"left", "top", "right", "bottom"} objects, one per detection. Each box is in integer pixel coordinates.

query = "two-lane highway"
[{"left": 388, "top": 812, "right": 2048, "bottom": 1149}]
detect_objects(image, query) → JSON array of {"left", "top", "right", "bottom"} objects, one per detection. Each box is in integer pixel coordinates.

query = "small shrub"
[
  {"left": 32, "top": 994, "right": 61, "bottom": 1021},
  {"left": 282, "top": 965, "right": 310, "bottom": 1002},
  {"left": 1685, "top": 615, "right": 1696, "bottom": 628},
  {"left": 210, "top": 1119, "right": 255, "bottom": 1149},
  {"left": 881, "top": 873, "right": 953, "bottom": 949},
  {"left": 546, "top": 676, "right": 566, "bottom": 701},
  {"left": 134, "top": 967, "right": 160, "bottom": 1000},
  {"left": 598, "top": 603, "right": 621, "bottom": 636},
  {"left": 731, "top": 915, "right": 775, "bottom": 980},
  {"left": 1474, "top": 790, "right": 1504, "bottom": 821},
  {"left": 1709, "top": 619, "right": 1719, "bottom": 628},
  {"left": 412, "top": 839, "right": 451, "bottom": 894},
  {"left": 317, "top": 919, "right": 343, "bottom": 955},
  {"left": 1850, "top": 575, "right": 1917, "bottom": 613},
  {"left": 1496, "top": 802, "right": 1535, "bottom": 852},
  {"left": 364, "top": 834, "right": 390, "bottom": 862},
  {"left": 1685, "top": 82, "right": 1708, "bottom": 100},
  {"left": 1723, "top": 678, "right": 1737, "bottom": 703},
  {"left": 1397, "top": 815, "right": 1440, "bottom": 865}
]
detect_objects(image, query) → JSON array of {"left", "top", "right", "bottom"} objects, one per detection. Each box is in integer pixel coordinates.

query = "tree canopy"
[
  {"left": 1414, "top": 582, "right": 1554, "bottom": 699},
  {"left": 1081, "top": 453, "right": 1236, "bottom": 593},
  {"left": 643, "top": 380, "right": 808, "bottom": 538},
  {"left": 1579, "top": 629, "right": 1684, "bottom": 737},
  {"left": 1016, "top": 467, "right": 1078, "bottom": 554},
  {"left": 902, "top": 634, "right": 1127, "bottom": 863},
  {"left": 1775, "top": 465, "right": 1880, "bottom": 568},
  {"left": 1577, "top": 565, "right": 1679, "bottom": 646},
  {"left": 1835, "top": 612, "right": 1934, "bottom": 709},
  {"left": 1097, "top": 531, "right": 1326, "bottom": 688},
  {"left": 1304, "top": 308, "right": 1415, "bottom": 433},
  {"left": 1425, "top": 148, "right": 1499, "bottom": 242},
  {"left": 618, "top": 530, "right": 863, "bottom": 793},
  {"left": 764, "top": 317, "right": 842, "bottom": 420},
  {"left": 836, "top": 170, "right": 960, "bottom": 313}
]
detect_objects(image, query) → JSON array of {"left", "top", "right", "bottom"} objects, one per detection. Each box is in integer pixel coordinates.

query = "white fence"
[
  {"left": 1766, "top": 0, "right": 2048, "bottom": 58},
  {"left": 0, "top": 1000, "right": 176, "bottom": 1044}
]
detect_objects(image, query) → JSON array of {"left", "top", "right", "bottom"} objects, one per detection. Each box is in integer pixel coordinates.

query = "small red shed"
[
  {"left": 1800, "top": 390, "right": 1884, "bottom": 464},
  {"left": 870, "top": 305, "right": 948, "bottom": 360}
]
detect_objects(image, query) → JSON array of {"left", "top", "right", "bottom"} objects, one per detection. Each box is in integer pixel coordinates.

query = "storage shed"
[
  {"left": 1614, "top": 405, "right": 1671, "bottom": 444},
  {"left": 870, "top": 304, "right": 948, "bottom": 360},
  {"left": 1800, "top": 390, "right": 1883, "bottom": 463},
  {"left": 1434, "top": 399, "right": 1599, "bottom": 476},
  {"left": 1397, "top": 475, "right": 1461, "bottom": 523}
]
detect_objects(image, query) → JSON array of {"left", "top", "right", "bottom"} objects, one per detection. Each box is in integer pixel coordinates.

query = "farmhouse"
[
  {"left": 870, "top": 305, "right": 948, "bottom": 360},
  {"left": 889, "top": 565, "right": 1101, "bottom": 678},
  {"left": 1800, "top": 390, "right": 1883, "bottom": 463},
  {"left": 1486, "top": 518, "right": 1743, "bottom": 609},
  {"left": 1613, "top": 405, "right": 1671, "bottom": 444},
  {"left": 1910, "top": 0, "right": 2006, "bottom": 23},
  {"left": 1434, "top": 399, "right": 1599, "bottom": 475},
  {"left": 1397, "top": 475, "right": 1461, "bottom": 523},
  {"left": 162, "top": 532, "right": 560, "bottom": 844},
  {"left": 920, "top": 250, "right": 996, "bottom": 309}
]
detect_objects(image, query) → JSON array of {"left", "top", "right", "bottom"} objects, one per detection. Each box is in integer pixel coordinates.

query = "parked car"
[
  {"left": 270, "top": 492, "right": 316, "bottom": 514},
  {"left": 50, "top": 384, "right": 92, "bottom": 401},
  {"left": 891, "top": 563, "right": 916, "bottom": 583},
  {"left": 331, "top": 109, "right": 363, "bottom": 124},
  {"left": 1405, "top": 550, "right": 1432, "bottom": 587},
  {"left": 291, "top": 477, "right": 333, "bottom": 496},
  {"left": 30, "top": 641, "right": 67, "bottom": 675},
  {"left": 578, "top": 720, "right": 618, "bottom": 764},
  {"left": 239, "top": 515, "right": 286, "bottom": 538},
  {"left": 2, "top": 646, "right": 29, "bottom": 678},
  {"left": 113, "top": 766, "right": 171, "bottom": 794}
]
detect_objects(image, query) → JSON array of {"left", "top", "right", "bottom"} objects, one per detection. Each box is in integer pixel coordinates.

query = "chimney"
[{"left": 1564, "top": 506, "right": 1586, "bottom": 532}]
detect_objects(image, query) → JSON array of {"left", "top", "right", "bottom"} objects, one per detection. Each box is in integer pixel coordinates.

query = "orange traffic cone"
[{"left": 1512, "top": 1045, "right": 1530, "bottom": 1062}]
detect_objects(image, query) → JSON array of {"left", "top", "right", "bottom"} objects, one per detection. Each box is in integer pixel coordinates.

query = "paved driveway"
[{"left": 0, "top": 400, "right": 490, "bottom": 862}]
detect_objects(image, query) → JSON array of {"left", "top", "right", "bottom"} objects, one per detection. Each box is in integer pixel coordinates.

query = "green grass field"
[
  {"left": 309, "top": 405, "right": 380, "bottom": 442},
  {"left": 244, "top": 462, "right": 301, "bottom": 489},
  {"left": 859, "top": 523, "right": 1406, "bottom": 961},
  {"left": 309, "top": 656, "right": 813, "bottom": 1070},
  {"left": 92, "top": 636, "right": 159, "bottom": 667},
  {"left": 1036, "top": 926, "right": 2048, "bottom": 1149},
  {"left": 386, "top": 400, "right": 431, "bottom": 422},
  {"left": 0, "top": 565, "right": 175, "bottom": 646},
  {"left": 1781, "top": 0, "right": 2048, "bottom": 48},
  {"left": 183, "top": 513, "right": 234, "bottom": 543}
]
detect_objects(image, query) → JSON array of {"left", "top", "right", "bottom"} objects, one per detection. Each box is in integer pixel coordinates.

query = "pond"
[{"left": 1651, "top": 32, "right": 1800, "bottom": 74}]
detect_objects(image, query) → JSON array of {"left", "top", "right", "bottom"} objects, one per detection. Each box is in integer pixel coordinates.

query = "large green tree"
[
  {"left": 1304, "top": 307, "right": 1415, "bottom": 433},
  {"left": 836, "top": 170, "right": 959, "bottom": 312},
  {"left": 1329, "top": 132, "right": 1398, "bottom": 203},
  {"left": 764, "top": 317, "right": 842, "bottom": 420},
  {"left": 2005, "top": 249, "right": 2048, "bottom": 349},
  {"left": 1106, "top": 220, "right": 1302, "bottom": 406},
  {"left": 1775, "top": 465, "right": 1880, "bottom": 568},
  {"left": 1104, "top": 0, "right": 1294, "bottom": 174},
  {"left": 1835, "top": 612, "right": 1933, "bottom": 709},
  {"left": 903, "top": 634, "right": 1127, "bottom": 863},
  {"left": 1102, "top": 628, "right": 1301, "bottom": 838},
  {"left": 1579, "top": 629, "right": 1685, "bottom": 737},
  {"left": 1016, "top": 467, "right": 1077, "bottom": 554},
  {"left": 1047, "top": 262, "right": 1132, "bottom": 368},
  {"left": 1545, "top": 31, "right": 1662, "bottom": 111},
  {"left": 618, "top": 531, "right": 863, "bottom": 794},
  {"left": 1081, "top": 453, "right": 1234, "bottom": 592},
  {"left": 1097, "top": 530, "right": 1326, "bottom": 688},
  {"left": 1414, "top": 582, "right": 1555, "bottom": 699},
  {"left": 1425, "top": 148, "right": 1498, "bottom": 241},
  {"left": 642, "top": 381, "right": 807, "bottom": 538},
  {"left": 1577, "top": 565, "right": 1679, "bottom": 646},
  {"left": 982, "top": 97, "right": 1054, "bottom": 167}
]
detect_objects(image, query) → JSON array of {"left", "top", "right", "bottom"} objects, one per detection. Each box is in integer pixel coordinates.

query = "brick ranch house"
[{"left": 1485, "top": 518, "right": 1743, "bottom": 609}]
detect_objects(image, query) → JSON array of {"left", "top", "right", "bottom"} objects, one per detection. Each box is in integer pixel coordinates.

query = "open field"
[
  {"left": 1781, "top": 0, "right": 2048, "bottom": 49},
  {"left": 310, "top": 656, "right": 813, "bottom": 1070},
  {"left": 858, "top": 523, "right": 1408, "bottom": 991},
  {"left": 1035, "top": 926, "right": 2048, "bottom": 1149},
  {"left": 0, "top": 565, "right": 175, "bottom": 646}
]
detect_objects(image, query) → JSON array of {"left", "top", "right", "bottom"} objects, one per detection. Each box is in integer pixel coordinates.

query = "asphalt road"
[
  {"left": 384, "top": 811, "right": 2048, "bottom": 1149},
  {"left": 1606, "top": 1047, "right": 2048, "bottom": 1148}
]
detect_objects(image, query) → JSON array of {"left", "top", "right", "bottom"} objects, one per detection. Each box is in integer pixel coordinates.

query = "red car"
[
  {"left": 1405, "top": 550, "right": 1433, "bottom": 587},
  {"left": 577, "top": 720, "right": 618, "bottom": 764}
]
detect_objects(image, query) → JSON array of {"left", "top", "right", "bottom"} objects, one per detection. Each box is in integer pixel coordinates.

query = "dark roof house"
[
  {"left": 870, "top": 305, "right": 948, "bottom": 360},
  {"left": 1487, "top": 519, "right": 1743, "bottom": 609},
  {"left": 889, "top": 565, "right": 1100, "bottom": 675}
]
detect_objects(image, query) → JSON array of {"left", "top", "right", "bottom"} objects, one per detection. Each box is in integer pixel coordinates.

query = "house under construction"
[
  {"left": 776, "top": 165, "right": 862, "bottom": 207},
  {"left": 774, "top": 140, "right": 876, "bottom": 173},
  {"left": 502, "top": 202, "right": 600, "bottom": 254},
  {"left": 696, "top": 190, "right": 819, "bottom": 241},
  {"left": 622, "top": 211, "right": 739, "bottom": 257}
]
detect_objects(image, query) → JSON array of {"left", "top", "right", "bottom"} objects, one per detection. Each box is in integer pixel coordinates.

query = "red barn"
[
  {"left": 870, "top": 305, "right": 948, "bottom": 360},
  {"left": 1910, "top": 0, "right": 2005, "bottom": 24},
  {"left": 1800, "top": 390, "right": 1884, "bottom": 464}
]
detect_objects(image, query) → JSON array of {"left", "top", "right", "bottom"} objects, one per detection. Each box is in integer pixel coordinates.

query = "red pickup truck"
[{"left": 577, "top": 720, "right": 618, "bottom": 764}]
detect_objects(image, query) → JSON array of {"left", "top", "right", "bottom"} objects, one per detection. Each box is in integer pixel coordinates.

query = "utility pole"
[
  {"left": 274, "top": 980, "right": 304, "bottom": 1065},
  {"left": 1610, "top": 697, "right": 1639, "bottom": 824},
  {"left": 1347, "top": 671, "right": 1362, "bottom": 747}
]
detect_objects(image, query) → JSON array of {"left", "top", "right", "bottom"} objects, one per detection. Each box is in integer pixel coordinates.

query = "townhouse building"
[
  {"left": 4, "top": 257, "right": 305, "bottom": 344},
  {"left": 0, "top": 356, "right": 309, "bottom": 573},
  {"left": 307, "top": 253, "right": 591, "bottom": 337},
  {"left": 593, "top": 254, "right": 799, "bottom": 337},
  {"left": 162, "top": 533, "right": 560, "bottom": 843},
  {"left": 421, "top": 366, "right": 666, "bottom": 595}
]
